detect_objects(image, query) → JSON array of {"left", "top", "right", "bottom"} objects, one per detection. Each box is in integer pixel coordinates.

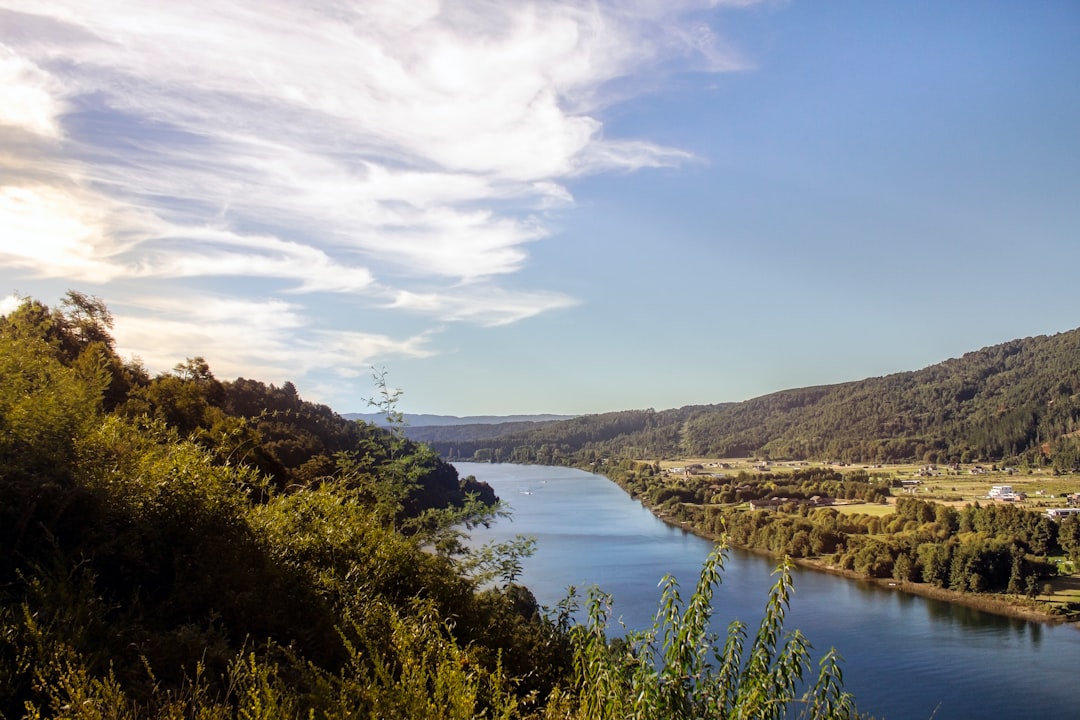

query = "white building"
[
  {"left": 1047, "top": 508, "right": 1080, "bottom": 520},
  {"left": 988, "top": 485, "right": 1020, "bottom": 501}
]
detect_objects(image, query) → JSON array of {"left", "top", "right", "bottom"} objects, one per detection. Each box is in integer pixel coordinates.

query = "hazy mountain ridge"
[
  {"left": 427, "top": 328, "right": 1080, "bottom": 466},
  {"left": 344, "top": 412, "right": 576, "bottom": 427}
]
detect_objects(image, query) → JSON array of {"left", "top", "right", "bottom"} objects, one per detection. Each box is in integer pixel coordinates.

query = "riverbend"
[{"left": 457, "top": 462, "right": 1080, "bottom": 720}]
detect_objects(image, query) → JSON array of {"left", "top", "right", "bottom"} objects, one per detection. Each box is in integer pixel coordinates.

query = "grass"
[
  {"left": 650, "top": 457, "right": 1080, "bottom": 511},
  {"left": 831, "top": 503, "right": 896, "bottom": 517}
]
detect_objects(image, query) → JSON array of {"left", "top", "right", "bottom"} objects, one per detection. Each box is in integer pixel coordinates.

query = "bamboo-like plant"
[{"left": 567, "top": 543, "right": 858, "bottom": 720}]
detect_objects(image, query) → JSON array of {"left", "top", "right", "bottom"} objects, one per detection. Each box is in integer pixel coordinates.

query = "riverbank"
[
  {"left": 602, "top": 470, "right": 1080, "bottom": 627},
  {"left": 456, "top": 461, "right": 1080, "bottom": 720},
  {"left": 793, "top": 555, "right": 1080, "bottom": 627}
]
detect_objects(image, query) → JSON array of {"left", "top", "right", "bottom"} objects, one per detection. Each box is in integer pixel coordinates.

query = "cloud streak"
[
  {"left": 0, "top": 0, "right": 751, "bottom": 391},
  {"left": 113, "top": 294, "right": 436, "bottom": 384}
]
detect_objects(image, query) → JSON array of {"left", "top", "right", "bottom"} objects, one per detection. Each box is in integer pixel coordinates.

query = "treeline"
[
  {"left": 430, "top": 408, "right": 695, "bottom": 463},
  {"left": 598, "top": 459, "right": 1078, "bottom": 612},
  {"left": 711, "top": 498, "right": 1069, "bottom": 596},
  {"left": 612, "top": 465, "right": 890, "bottom": 509},
  {"left": 0, "top": 293, "right": 562, "bottom": 718},
  {"left": 430, "top": 327, "right": 1080, "bottom": 467},
  {"left": 0, "top": 293, "right": 860, "bottom": 719}
]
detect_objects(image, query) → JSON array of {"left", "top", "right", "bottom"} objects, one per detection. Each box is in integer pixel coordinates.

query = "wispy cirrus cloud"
[
  {"left": 113, "top": 294, "right": 435, "bottom": 384},
  {"left": 0, "top": 0, "right": 752, "bottom": 386},
  {"left": 389, "top": 287, "right": 579, "bottom": 327}
]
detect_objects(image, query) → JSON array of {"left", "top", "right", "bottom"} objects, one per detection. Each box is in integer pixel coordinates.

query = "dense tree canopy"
[{"left": 0, "top": 294, "right": 858, "bottom": 719}]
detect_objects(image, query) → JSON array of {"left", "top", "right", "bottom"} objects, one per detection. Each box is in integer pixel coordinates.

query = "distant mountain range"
[
  {"left": 416, "top": 327, "right": 1080, "bottom": 467},
  {"left": 343, "top": 412, "right": 576, "bottom": 428}
]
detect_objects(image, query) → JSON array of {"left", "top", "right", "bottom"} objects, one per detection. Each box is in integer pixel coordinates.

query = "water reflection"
[{"left": 456, "top": 463, "right": 1080, "bottom": 720}]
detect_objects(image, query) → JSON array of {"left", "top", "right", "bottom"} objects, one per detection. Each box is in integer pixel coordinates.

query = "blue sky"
[{"left": 2, "top": 1, "right": 1078, "bottom": 416}]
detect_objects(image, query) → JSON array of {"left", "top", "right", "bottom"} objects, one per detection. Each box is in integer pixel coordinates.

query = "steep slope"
[{"left": 432, "top": 328, "right": 1080, "bottom": 466}]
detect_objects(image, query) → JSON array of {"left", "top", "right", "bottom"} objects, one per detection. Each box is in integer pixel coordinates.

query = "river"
[{"left": 454, "top": 462, "right": 1080, "bottom": 720}]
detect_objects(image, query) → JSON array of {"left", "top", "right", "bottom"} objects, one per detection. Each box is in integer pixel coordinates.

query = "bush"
[{"left": 568, "top": 544, "right": 858, "bottom": 719}]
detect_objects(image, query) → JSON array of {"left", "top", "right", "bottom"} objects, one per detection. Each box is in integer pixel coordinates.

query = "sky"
[{"left": 1, "top": 1, "right": 1079, "bottom": 417}]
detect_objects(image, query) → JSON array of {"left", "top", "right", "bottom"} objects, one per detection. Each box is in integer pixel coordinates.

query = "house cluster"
[
  {"left": 748, "top": 496, "right": 834, "bottom": 511},
  {"left": 669, "top": 462, "right": 731, "bottom": 480},
  {"left": 918, "top": 464, "right": 1015, "bottom": 477}
]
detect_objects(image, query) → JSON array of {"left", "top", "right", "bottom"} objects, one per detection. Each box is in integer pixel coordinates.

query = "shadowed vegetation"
[{"left": 0, "top": 293, "right": 859, "bottom": 718}]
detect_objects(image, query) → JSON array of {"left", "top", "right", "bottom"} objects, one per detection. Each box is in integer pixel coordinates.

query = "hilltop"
[{"left": 428, "top": 327, "right": 1080, "bottom": 469}]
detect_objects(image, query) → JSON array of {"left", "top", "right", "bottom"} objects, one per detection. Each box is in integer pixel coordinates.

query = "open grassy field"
[
  {"left": 831, "top": 502, "right": 896, "bottom": 517},
  {"left": 654, "top": 457, "right": 1080, "bottom": 511}
]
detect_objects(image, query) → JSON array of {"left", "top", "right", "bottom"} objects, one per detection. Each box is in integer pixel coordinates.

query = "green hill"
[{"left": 430, "top": 328, "right": 1080, "bottom": 468}]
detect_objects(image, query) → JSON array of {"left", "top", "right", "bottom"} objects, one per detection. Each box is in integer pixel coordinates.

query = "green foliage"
[
  {"left": 603, "top": 459, "right": 1062, "bottom": 602},
  {"left": 1058, "top": 515, "right": 1080, "bottom": 563},
  {"left": 0, "top": 326, "right": 106, "bottom": 483},
  {"left": 433, "top": 327, "right": 1080, "bottom": 466},
  {"left": 568, "top": 545, "right": 857, "bottom": 719},
  {"left": 367, "top": 365, "right": 407, "bottom": 459},
  {"left": 0, "top": 293, "right": 861, "bottom": 719},
  {"left": 459, "top": 536, "right": 538, "bottom": 586}
]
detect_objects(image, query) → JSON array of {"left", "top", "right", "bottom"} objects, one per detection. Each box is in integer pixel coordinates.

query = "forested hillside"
[
  {"left": 433, "top": 328, "right": 1080, "bottom": 467},
  {"left": 404, "top": 419, "right": 565, "bottom": 445},
  {"left": 346, "top": 412, "right": 574, "bottom": 428},
  {"left": 0, "top": 293, "right": 857, "bottom": 719}
]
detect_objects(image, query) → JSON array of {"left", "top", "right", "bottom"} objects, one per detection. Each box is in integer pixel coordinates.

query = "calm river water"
[{"left": 454, "top": 462, "right": 1080, "bottom": 720}]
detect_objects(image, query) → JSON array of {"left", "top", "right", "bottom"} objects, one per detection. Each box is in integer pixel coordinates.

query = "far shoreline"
[
  {"left": 618, "top": 475, "right": 1080, "bottom": 628},
  {"left": 459, "top": 458, "right": 1080, "bottom": 627}
]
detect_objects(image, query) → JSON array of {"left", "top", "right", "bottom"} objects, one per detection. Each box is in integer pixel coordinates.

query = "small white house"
[
  {"left": 1046, "top": 508, "right": 1080, "bottom": 521},
  {"left": 988, "top": 485, "right": 1020, "bottom": 501}
]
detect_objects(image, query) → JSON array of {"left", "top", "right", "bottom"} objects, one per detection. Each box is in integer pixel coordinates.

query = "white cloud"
[
  {"left": 0, "top": 44, "right": 65, "bottom": 138},
  {"left": 574, "top": 139, "right": 698, "bottom": 176},
  {"left": 112, "top": 294, "right": 434, "bottom": 381},
  {"left": 1, "top": 1, "right": 741, "bottom": 285},
  {"left": 310, "top": 330, "right": 438, "bottom": 378},
  {"left": 0, "top": 293, "right": 21, "bottom": 316},
  {"left": 0, "top": 185, "right": 135, "bottom": 282},
  {"left": 389, "top": 286, "right": 578, "bottom": 327},
  {"left": 0, "top": 184, "right": 376, "bottom": 291},
  {"left": 139, "top": 225, "right": 376, "bottom": 293},
  {"left": 0, "top": 0, "right": 752, "bottom": 378}
]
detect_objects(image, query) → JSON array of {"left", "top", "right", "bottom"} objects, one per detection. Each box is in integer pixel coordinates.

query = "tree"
[
  {"left": 1058, "top": 515, "right": 1080, "bottom": 563},
  {"left": 892, "top": 552, "right": 915, "bottom": 582},
  {"left": 0, "top": 329, "right": 107, "bottom": 486},
  {"left": 1007, "top": 552, "right": 1025, "bottom": 595},
  {"left": 1025, "top": 574, "right": 1039, "bottom": 600},
  {"left": 59, "top": 290, "right": 115, "bottom": 354},
  {"left": 1028, "top": 516, "right": 1055, "bottom": 556}
]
